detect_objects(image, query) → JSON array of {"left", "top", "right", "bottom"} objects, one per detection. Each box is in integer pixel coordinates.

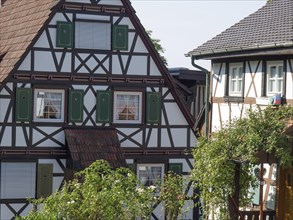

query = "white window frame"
[
  {"left": 75, "top": 21, "right": 111, "bottom": 50},
  {"left": 34, "top": 89, "right": 65, "bottom": 123},
  {"left": 137, "top": 164, "right": 164, "bottom": 187},
  {"left": 0, "top": 162, "right": 36, "bottom": 199},
  {"left": 113, "top": 91, "right": 142, "bottom": 124},
  {"left": 229, "top": 63, "right": 243, "bottom": 94},
  {"left": 267, "top": 61, "right": 284, "bottom": 95}
]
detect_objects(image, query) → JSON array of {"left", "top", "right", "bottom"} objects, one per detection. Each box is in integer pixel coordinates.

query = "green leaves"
[
  {"left": 21, "top": 160, "right": 193, "bottom": 220},
  {"left": 22, "top": 160, "right": 156, "bottom": 220},
  {"left": 191, "top": 105, "right": 293, "bottom": 219}
]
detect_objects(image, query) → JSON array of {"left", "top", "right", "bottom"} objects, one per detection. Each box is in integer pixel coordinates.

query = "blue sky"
[{"left": 131, "top": 0, "right": 267, "bottom": 70}]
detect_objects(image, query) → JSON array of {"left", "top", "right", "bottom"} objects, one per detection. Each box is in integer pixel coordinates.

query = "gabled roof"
[
  {"left": 65, "top": 129, "right": 127, "bottom": 170},
  {"left": 187, "top": 0, "right": 293, "bottom": 59},
  {"left": 0, "top": 0, "right": 58, "bottom": 82}
]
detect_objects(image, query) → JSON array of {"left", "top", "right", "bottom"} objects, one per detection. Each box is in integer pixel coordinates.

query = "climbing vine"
[{"left": 191, "top": 105, "right": 293, "bottom": 219}]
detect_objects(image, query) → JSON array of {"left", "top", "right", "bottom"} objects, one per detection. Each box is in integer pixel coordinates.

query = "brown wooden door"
[{"left": 277, "top": 168, "right": 293, "bottom": 219}]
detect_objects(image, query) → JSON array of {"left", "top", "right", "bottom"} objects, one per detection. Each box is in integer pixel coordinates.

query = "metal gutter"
[{"left": 186, "top": 41, "right": 293, "bottom": 58}]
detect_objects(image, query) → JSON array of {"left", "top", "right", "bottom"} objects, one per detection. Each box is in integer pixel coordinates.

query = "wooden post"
[
  {"left": 228, "top": 162, "right": 241, "bottom": 220},
  {"left": 260, "top": 163, "right": 264, "bottom": 220}
]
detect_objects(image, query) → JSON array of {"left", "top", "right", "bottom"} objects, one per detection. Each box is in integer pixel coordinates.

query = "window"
[
  {"left": 113, "top": 91, "right": 142, "bottom": 123},
  {"left": 1, "top": 162, "right": 36, "bottom": 199},
  {"left": 137, "top": 164, "right": 164, "bottom": 187},
  {"left": 34, "top": 89, "right": 65, "bottom": 122},
  {"left": 75, "top": 21, "right": 111, "bottom": 50},
  {"left": 229, "top": 64, "right": 243, "bottom": 94},
  {"left": 267, "top": 62, "right": 284, "bottom": 94}
]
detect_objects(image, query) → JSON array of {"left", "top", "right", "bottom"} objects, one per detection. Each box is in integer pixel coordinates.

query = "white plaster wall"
[
  {"left": 211, "top": 103, "right": 222, "bottom": 132},
  {"left": 60, "top": 52, "right": 72, "bottom": 72},
  {"left": 133, "top": 35, "right": 148, "bottom": 53},
  {"left": 126, "top": 56, "right": 148, "bottom": 75},
  {"left": 170, "top": 128, "right": 188, "bottom": 147},
  {"left": 212, "top": 63, "right": 226, "bottom": 98},
  {"left": 18, "top": 52, "right": 31, "bottom": 71},
  {"left": 34, "top": 51, "right": 56, "bottom": 72},
  {"left": 34, "top": 31, "right": 50, "bottom": 48},
  {"left": 190, "top": 130, "right": 197, "bottom": 147},
  {"left": 15, "top": 127, "right": 28, "bottom": 147},
  {"left": 111, "top": 55, "right": 123, "bottom": 75},
  {"left": 163, "top": 102, "right": 188, "bottom": 125},
  {"left": 161, "top": 129, "right": 172, "bottom": 147},
  {"left": 0, "top": 126, "right": 11, "bottom": 147},
  {"left": 212, "top": 63, "right": 226, "bottom": 97},
  {"left": 245, "top": 61, "right": 263, "bottom": 98},
  {"left": 113, "top": 17, "right": 134, "bottom": 29},
  {"left": 50, "top": 12, "right": 73, "bottom": 24},
  {"left": 146, "top": 128, "right": 158, "bottom": 147},
  {"left": 0, "top": 99, "right": 10, "bottom": 123},
  {"left": 118, "top": 128, "right": 142, "bottom": 147},
  {"left": 150, "top": 58, "right": 161, "bottom": 76},
  {"left": 32, "top": 127, "right": 65, "bottom": 147}
]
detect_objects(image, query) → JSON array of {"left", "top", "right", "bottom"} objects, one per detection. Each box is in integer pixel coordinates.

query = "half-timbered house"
[
  {"left": 187, "top": 0, "right": 293, "bottom": 219},
  {"left": 0, "top": 0, "right": 200, "bottom": 219}
]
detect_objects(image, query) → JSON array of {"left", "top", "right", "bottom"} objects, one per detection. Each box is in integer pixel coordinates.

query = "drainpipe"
[{"left": 191, "top": 56, "right": 210, "bottom": 136}]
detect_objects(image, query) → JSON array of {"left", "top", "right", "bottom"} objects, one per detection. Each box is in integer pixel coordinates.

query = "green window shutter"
[
  {"left": 112, "top": 25, "right": 128, "bottom": 50},
  {"left": 56, "top": 21, "right": 73, "bottom": 48},
  {"left": 15, "top": 88, "right": 32, "bottom": 122},
  {"left": 68, "top": 90, "right": 84, "bottom": 123},
  {"left": 96, "top": 91, "right": 112, "bottom": 123},
  {"left": 169, "top": 163, "right": 183, "bottom": 175},
  {"left": 146, "top": 92, "right": 161, "bottom": 124},
  {"left": 37, "top": 164, "right": 53, "bottom": 198}
]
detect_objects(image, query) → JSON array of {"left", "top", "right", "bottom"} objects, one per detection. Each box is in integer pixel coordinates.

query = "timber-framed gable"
[{"left": 0, "top": 0, "right": 199, "bottom": 219}]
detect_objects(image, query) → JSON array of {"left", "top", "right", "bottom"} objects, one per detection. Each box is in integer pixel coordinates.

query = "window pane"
[
  {"left": 75, "top": 21, "right": 111, "bottom": 50},
  {"left": 231, "top": 81, "right": 236, "bottom": 92},
  {"left": 270, "top": 66, "right": 276, "bottom": 78},
  {"left": 268, "top": 80, "right": 275, "bottom": 93},
  {"left": 229, "top": 65, "right": 243, "bottom": 93},
  {"left": 114, "top": 92, "right": 142, "bottom": 123},
  {"left": 138, "top": 165, "right": 163, "bottom": 187},
  {"left": 35, "top": 90, "right": 64, "bottom": 122},
  {"left": 231, "top": 68, "right": 237, "bottom": 79},
  {"left": 1, "top": 163, "right": 36, "bottom": 199},
  {"left": 278, "top": 65, "right": 283, "bottom": 78},
  {"left": 36, "top": 91, "right": 63, "bottom": 119},
  {"left": 238, "top": 80, "right": 243, "bottom": 92}
]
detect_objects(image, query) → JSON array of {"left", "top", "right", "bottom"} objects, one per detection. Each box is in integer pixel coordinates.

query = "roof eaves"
[{"left": 186, "top": 41, "right": 293, "bottom": 59}]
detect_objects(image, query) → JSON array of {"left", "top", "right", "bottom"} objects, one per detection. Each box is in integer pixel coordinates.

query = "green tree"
[
  {"left": 20, "top": 160, "right": 157, "bottom": 220},
  {"left": 191, "top": 105, "right": 293, "bottom": 219},
  {"left": 147, "top": 30, "right": 168, "bottom": 66},
  {"left": 20, "top": 160, "right": 192, "bottom": 220}
]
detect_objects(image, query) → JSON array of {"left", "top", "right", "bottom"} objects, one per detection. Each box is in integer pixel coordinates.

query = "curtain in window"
[
  {"left": 116, "top": 94, "right": 139, "bottom": 120},
  {"left": 36, "top": 91, "right": 62, "bottom": 119}
]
